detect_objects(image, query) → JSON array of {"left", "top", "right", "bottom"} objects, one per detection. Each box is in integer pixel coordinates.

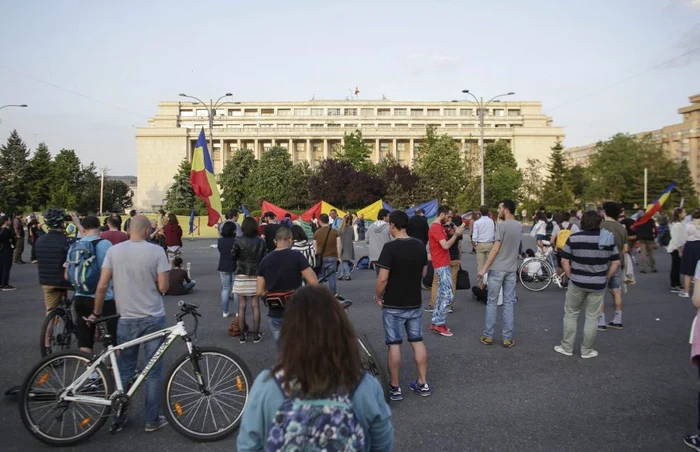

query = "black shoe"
[
  {"left": 598, "top": 325, "right": 608, "bottom": 332},
  {"left": 253, "top": 332, "right": 262, "bottom": 344},
  {"left": 2, "top": 285, "right": 17, "bottom": 291},
  {"left": 684, "top": 434, "right": 700, "bottom": 451},
  {"left": 640, "top": 270, "right": 647, "bottom": 274},
  {"left": 608, "top": 322, "right": 623, "bottom": 329},
  {"left": 651, "top": 269, "right": 658, "bottom": 273},
  {"left": 239, "top": 332, "right": 247, "bottom": 344}
]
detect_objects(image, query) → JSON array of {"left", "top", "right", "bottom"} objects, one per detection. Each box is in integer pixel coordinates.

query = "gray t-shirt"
[
  {"left": 102, "top": 240, "right": 170, "bottom": 319},
  {"left": 490, "top": 219, "right": 522, "bottom": 273}
]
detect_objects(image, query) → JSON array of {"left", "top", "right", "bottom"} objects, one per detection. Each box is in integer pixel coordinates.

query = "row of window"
[
  {"left": 181, "top": 123, "right": 521, "bottom": 129},
  {"left": 180, "top": 107, "right": 521, "bottom": 118}
]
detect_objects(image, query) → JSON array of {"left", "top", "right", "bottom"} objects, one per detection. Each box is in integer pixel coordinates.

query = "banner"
[{"left": 261, "top": 201, "right": 299, "bottom": 221}]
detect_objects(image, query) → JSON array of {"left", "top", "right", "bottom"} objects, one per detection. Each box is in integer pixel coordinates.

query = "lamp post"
[
  {"left": 178, "top": 93, "right": 233, "bottom": 156},
  {"left": 460, "top": 90, "right": 514, "bottom": 205},
  {"left": 0, "top": 104, "right": 28, "bottom": 125}
]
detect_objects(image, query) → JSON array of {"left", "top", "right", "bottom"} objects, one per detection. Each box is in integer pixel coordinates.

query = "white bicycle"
[{"left": 19, "top": 301, "right": 252, "bottom": 446}]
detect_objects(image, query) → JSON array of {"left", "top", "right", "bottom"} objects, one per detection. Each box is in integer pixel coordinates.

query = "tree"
[
  {"left": 103, "top": 179, "right": 134, "bottom": 212},
  {"left": 309, "top": 159, "right": 355, "bottom": 207},
  {"left": 541, "top": 140, "right": 574, "bottom": 210},
  {"left": 49, "top": 149, "right": 83, "bottom": 210},
  {"left": 27, "top": 142, "right": 54, "bottom": 211},
  {"left": 286, "top": 161, "right": 315, "bottom": 209},
  {"left": 483, "top": 139, "right": 522, "bottom": 207},
  {"left": 248, "top": 146, "right": 294, "bottom": 208},
  {"left": 76, "top": 162, "right": 101, "bottom": 214},
  {"left": 379, "top": 155, "right": 421, "bottom": 209},
  {"left": 218, "top": 149, "right": 257, "bottom": 210},
  {"left": 567, "top": 165, "right": 591, "bottom": 203},
  {"left": 164, "top": 158, "right": 197, "bottom": 213},
  {"left": 413, "top": 126, "right": 467, "bottom": 207},
  {"left": 336, "top": 130, "right": 373, "bottom": 171},
  {"left": 672, "top": 159, "right": 699, "bottom": 209},
  {"left": 520, "top": 158, "right": 545, "bottom": 215},
  {"left": 345, "top": 170, "right": 386, "bottom": 208},
  {"left": 0, "top": 130, "right": 30, "bottom": 213}
]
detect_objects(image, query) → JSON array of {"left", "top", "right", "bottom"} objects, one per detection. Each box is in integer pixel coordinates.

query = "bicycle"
[
  {"left": 40, "top": 290, "right": 78, "bottom": 357},
  {"left": 19, "top": 300, "right": 252, "bottom": 446},
  {"left": 518, "top": 250, "right": 565, "bottom": 292}
]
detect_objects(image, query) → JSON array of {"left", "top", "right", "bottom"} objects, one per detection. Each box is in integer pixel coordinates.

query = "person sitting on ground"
[
  {"left": 237, "top": 285, "right": 394, "bottom": 451},
  {"left": 165, "top": 257, "right": 195, "bottom": 295}
]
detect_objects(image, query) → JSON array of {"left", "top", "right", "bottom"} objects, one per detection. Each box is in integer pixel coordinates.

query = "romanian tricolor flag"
[
  {"left": 632, "top": 181, "right": 676, "bottom": 228},
  {"left": 190, "top": 128, "right": 222, "bottom": 226}
]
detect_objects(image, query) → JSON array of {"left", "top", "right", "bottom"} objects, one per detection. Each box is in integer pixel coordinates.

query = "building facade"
[
  {"left": 136, "top": 99, "right": 563, "bottom": 211},
  {"left": 565, "top": 94, "right": 700, "bottom": 190}
]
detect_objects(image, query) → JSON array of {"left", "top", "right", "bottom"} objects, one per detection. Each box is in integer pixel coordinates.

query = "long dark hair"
[{"left": 273, "top": 286, "right": 362, "bottom": 397}]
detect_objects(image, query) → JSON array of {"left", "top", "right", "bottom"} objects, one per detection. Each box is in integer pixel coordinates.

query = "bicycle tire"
[
  {"left": 518, "top": 258, "right": 553, "bottom": 292},
  {"left": 164, "top": 346, "right": 252, "bottom": 441},
  {"left": 39, "top": 308, "right": 76, "bottom": 357},
  {"left": 359, "top": 334, "right": 390, "bottom": 403},
  {"left": 19, "top": 350, "right": 114, "bottom": 446}
]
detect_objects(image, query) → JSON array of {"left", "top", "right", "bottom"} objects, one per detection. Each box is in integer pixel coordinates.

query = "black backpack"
[{"left": 545, "top": 221, "right": 555, "bottom": 240}]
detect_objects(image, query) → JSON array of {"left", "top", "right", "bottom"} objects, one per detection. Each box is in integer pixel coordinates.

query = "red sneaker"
[{"left": 430, "top": 324, "right": 453, "bottom": 337}]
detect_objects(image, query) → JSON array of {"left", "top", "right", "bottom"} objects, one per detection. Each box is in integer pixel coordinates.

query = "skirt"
[
  {"left": 232, "top": 275, "right": 257, "bottom": 296},
  {"left": 681, "top": 241, "right": 700, "bottom": 276}
]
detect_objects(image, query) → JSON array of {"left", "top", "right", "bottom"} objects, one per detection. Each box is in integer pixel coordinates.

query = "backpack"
[
  {"left": 556, "top": 223, "right": 573, "bottom": 250},
  {"left": 356, "top": 255, "right": 370, "bottom": 269},
  {"left": 66, "top": 238, "right": 104, "bottom": 294},
  {"left": 545, "top": 220, "right": 554, "bottom": 240},
  {"left": 266, "top": 371, "right": 366, "bottom": 452}
]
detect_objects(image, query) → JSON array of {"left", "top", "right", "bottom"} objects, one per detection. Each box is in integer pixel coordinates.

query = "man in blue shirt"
[
  {"left": 330, "top": 209, "right": 342, "bottom": 230},
  {"left": 67, "top": 216, "right": 117, "bottom": 354}
]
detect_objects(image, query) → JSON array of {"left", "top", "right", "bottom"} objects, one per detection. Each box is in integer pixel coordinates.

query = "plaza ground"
[{"left": 0, "top": 235, "right": 696, "bottom": 451}]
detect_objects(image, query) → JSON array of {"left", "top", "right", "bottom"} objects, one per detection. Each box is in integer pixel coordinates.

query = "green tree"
[
  {"left": 103, "top": 179, "right": 134, "bottom": 212},
  {"left": 49, "top": 149, "right": 83, "bottom": 210},
  {"left": 483, "top": 139, "right": 522, "bottom": 207},
  {"left": 413, "top": 126, "right": 467, "bottom": 206},
  {"left": 378, "top": 155, "right": 421, "bottom": 209},
  {"left": 336, "top": 130, "right": 373, "bottom": 171},
  {"left": 0, "top": 130, "right": 30, "bottom": 213},
  {"left": 520, "top": 158, "right": 545, "bottom": 214},
  {"left": 218, "top": 149, "right": 257, "bottom": 210},
  {"left": 567, "top": 165, "right": 591, "bottom": 203},
  {"left": 286, "top": 161, "right": 315, "bottom": 209},
  {"left": 248, "top": 146, "right": 294, "bottom": 208},
  {"left": 541, "top": 140, "right": 574, "bottom": 210},
  {"left": 76, "top": 162, "right": 101, "bottom": 214},
  {"left": 27, "top": 142, "right": 54, "bottom": 210},
  {"left": 672, "top": 159, "right": 699, "bottom": 209},
  {"left": 164, "top": 158, "right": 203, "bottom": 214}
]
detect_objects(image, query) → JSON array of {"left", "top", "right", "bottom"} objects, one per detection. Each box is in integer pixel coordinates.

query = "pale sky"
[{"left": 0, "top": 0, "right": 698, "bottom": 175}]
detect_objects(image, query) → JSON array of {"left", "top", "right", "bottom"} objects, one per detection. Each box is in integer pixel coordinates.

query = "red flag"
[{"left": 354, "top": 87, "right": 360, "bottom": 95}]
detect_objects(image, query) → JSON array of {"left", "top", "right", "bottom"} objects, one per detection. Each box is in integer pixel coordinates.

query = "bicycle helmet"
[{"left": 44, "top": 209, "right": 67, "bottom": 229}]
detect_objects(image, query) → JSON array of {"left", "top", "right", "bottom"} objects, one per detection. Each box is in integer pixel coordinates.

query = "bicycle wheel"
[
  {"left": 40, "top": 309, "right": 76, "bottom": 357},
  {"left": 164, "top": 346, "right": 252, "bottom": 441},
  {"left": 19, "top": 351, "right": 114, "bottom": 446},
  {"left": 359, "top": 334, "right": 390, "bottom": 403},
  {"left": 518, "top": 258, "right": 553, "bottom": 292}
]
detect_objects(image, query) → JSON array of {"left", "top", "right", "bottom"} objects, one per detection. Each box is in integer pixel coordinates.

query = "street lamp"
[
  {"left": 0, "top": 104, "right": 28, "bottom": 110},
  {"left": 461, "top": 90, "right": 514, "bottom": 205},
  {"left": 178, "top": 93, "right": 233, "bottom": 156}
]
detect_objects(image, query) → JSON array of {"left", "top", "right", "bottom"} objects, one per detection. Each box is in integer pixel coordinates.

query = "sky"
[{"left": 0, "top": 0, "right": 698, "bottom": 175}]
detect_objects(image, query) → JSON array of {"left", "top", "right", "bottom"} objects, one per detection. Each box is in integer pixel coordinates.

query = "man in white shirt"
[{"left": 472, "top": 206, "right": 496, "bottom": 288}]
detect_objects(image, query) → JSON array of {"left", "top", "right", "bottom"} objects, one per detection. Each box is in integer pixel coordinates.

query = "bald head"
[{"left": 129, "top": 215, "right": 152, "bottom": 240}]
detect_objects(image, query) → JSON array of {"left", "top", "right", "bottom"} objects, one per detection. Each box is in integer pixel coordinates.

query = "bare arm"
[
  {"left": 302, "top": 267, "right": 319, "bottom": 286},
  {"left": 92, "top": 268, "right": 113, "bottom": 317},
  {"left": 256, "top": 276, "right": 266, "bottom": 296},
  {"left": 561, "top": 258, "right": 571, "bottom": 278},
  {"left": 375, "top": 268, "right": 389, "bottom": 306},
  {"left": 693, "top": 277, "right": 700, "bottom": 309},
  {"left": 422, "top": 265, "right": 428, "bottom": 278},
  {"left": 336, "top": 236, "right": 342, "bottom": 260},
  {"left": 439, "top": 226, "right": 464, "bottom": 250},
  {"left": 157, "top": 271, "right": 170, "bottom": 294},
  {"left": 477, "top": 241, "right": 502, "bottom": 277},
  {"left": 606, "top": 259, "right": 620, "bottom": 281}
]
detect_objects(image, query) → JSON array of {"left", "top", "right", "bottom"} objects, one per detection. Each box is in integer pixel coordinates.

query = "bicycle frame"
[{"left": 60, "top": 321, "right": 197, "bottom": 406}]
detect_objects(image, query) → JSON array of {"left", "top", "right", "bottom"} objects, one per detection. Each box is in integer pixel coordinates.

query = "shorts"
[
  {"left": 382, "top": 308, "right": 423, "bottom": 345},
  {"left": 42, "top": 285, "right": 69, "bottom": 311},
  {"left": 536, "top": 234, "right": 547, "bottom": 241},
  {"left": 608, "top": 268, "right": 622, "bottom": 290},
  {"left": 74, "top": 296, "right": 118, "bottom": 349}
]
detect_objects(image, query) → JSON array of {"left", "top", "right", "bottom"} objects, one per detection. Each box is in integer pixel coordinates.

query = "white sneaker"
[
  {"left": 581, "top": 350, "right": 599, "bottom": 359},
  {"left": 222, "top": 312, "right": 229, "bottom": 318},
  {"left": 679, "top": 292, "right": 690, "bottom": 298},
  {"left": 553, "top": 345, "right": 572, "bottom": 356}
]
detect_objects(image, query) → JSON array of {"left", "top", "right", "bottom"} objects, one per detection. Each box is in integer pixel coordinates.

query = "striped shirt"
[{"left": 559, "top": 229, "right": 620, "bottom": 292}]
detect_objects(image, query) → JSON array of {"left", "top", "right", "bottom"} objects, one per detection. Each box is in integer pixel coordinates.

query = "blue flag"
[
  {"left": 241, "top": 204, "right": 251, "bottom": 217},
  {"left": 189, "top": 207, "right": 195, "bottom": 234}
]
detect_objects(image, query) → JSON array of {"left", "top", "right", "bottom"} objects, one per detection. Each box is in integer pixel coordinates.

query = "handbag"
[
  {"left": 456, "top": 267, "right": 471, "bottom": 290},
  {"left": 314, "top": 228, "right": 332, "bottom": 275},
  {"left": 264, "top": 290, "right": 296, "bottom": 310}
]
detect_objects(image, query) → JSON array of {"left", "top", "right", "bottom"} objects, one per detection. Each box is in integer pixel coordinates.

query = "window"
[
  {"left": 327, "top": 123, "right": 341, "bottom": 127},
  {"left": 180, "top": 123, "right": 193, "bottom": 128},
  {"left": 395, "top": 124, "right": 408, "bottom": 127},
  {"left": 213, "top": 124, "right": 225, "bottom": 128},
  {"left": 361, "top": 108, "right": 374, "bottom": 116},
  {"left": 311, "top": 108, "right": 324, "bottom": 116},
  {"left": 294, "top": 123, "right": 307, "bottom": 127},
  {"left": 259, "top": 108, "right": 273, "bottom": 116},
  {"left": 181, "top": 109, "right": 194, "bottom": 117},
  {"left": 427, "top": 109, "right": 439, "bottom": 116},
  {"left": 360, "top": 123, "right": 374, "bottom": 128},
  {"left": 243, "top": 124, "right": 256, "bottom": 128},
  {"left": 328, "top": 108, "right": 341, "bottom": 116},
  {"left": 259, "top": 124, "right": 272, "bottom": 128},
  {"left": 394, "top": 108, "right": 407, "bottom": 116},
  {"left": 444, "top": 108, "right": 456, "bottom": 116},
  {"left": 277, "top": 123, "right": 290, "bottom": 127},
  {"left": 228, "top": 108, "right": 242, "bottom": 116},
  {"left": 412, "top": 123, "right": 425, "bottom": 128},
  {"left": 196, "top": 109, "right": 208, "bottom": 117},
  {"left": 445, "top": 124, "right": 458, "bottom": 127},
  {"left": 410, "top": 108, "right": 424, "bottom": 116},
  {"left": 378, "top": 123, "right": 391, "bottom": 127},
  {"left": 378, "top": 108, "right": 390, "bottom": 116},
  {"left": 215, "top": 109, "right": 228, "bottom": 116},
  {"left": 344, "top": 124, "right": 357, "bottom": 128},
  {"left": 511, "top": 124, "right": 522, "bottom": 128},
  {"left": 277, "top": 109, "right": 291, "bottom": 116},
  {"left": 310, "top": 123, "right": 325, "bottom": 127},
  {"left": 379, "top": 142, "right": 389, "bottom": 154},
  {"left": 244, "top": 108, "right": 258, "bottom": 116},
  {"left": 459, "top": 108, "right": 473, "bottom": 116},
  {"left": 494, "top": 109, "right": 505, "bottom": 117},
  {"left": 508, "top": 109, "right": 520, "bottom": 117},
  {"left": 294, "top": 108, "right": 308, "bottom": 116},
  {"left": 495, "top": 124, "right": 508, "bottom": 128},
  {"left": 344, "top": 108, "right": 357, "bottom": 116}
]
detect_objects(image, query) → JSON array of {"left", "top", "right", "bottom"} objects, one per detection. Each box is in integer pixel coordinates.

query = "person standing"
[
  {"left": 329, "top": 209, "right": 343, "bottom": 230},
  {"left": 313, "top": 214, "right": 341, "bottom": 296},
  {"left": 123, "top": 209, "right": 137, "bottom": 233},
  {"left": 260, "top": 211, "right": 281, "bottom": 253},
  {"left": 356, "top": 213, "right": 366, "bottom": 241},
  {"left": 376, "top": 210, "right": 431, "bottom": 400},
  {"left": 554, "top": 211, "right": 620, "bottom": 359},
  {"left": 472, "top": 205, "right": 496, "bottom": 289},
  {"left": 162, "top": 213, "right": 183, "bottom": 261},
  {"left": 35, "top": 209, "right": 74, "bottom": 312},
  {"left": 683, "top": 260, "right": 700, "bottom": 450},
  {"left": 366, "top": 209, "right": 392, "bottom": 275},
  {"left": 635, "top": 214, "right": 657, "bottom": 273},
  {"left": 218, "top": 209, "right": 242, "bottom": 237},
  {"left": 667, "top": 207, "right": 686, "bottom": 293},
  {"left": 599, "top": 202, "right": 628, "bottom": 331},
  {"left": 680, "top": 211, "right": 700, "bottom": 298},
  {"left": 290, "top": 225, "right": 316, "bottom": 268},
  {"left": 90, "top": 215, "right": 171, "bottom": 433},
  {"left": 13, "top": 213, "right": 25, "bottom": 264},
  {"left": 101, "top": 215, "right": 129, "bottom": 245},
  {"left": 352, "top": 213, "right": 359, "bottom": 241},
  {"left": 218, "top": 221, "right": 237, "bottom": 318},
  {"left": 338, "top": 214, "right": 355, "bottom": 281},
  {"left": 27, "top": 216, "right": 43, "bottom": 264},
  {"left": 428, "top": 205, "right": 465, "bottom": 337},
  {"left": 448, "top": 216, "right": 463, "bottom": 298},
  {"left": 477, "top": 199, "right": 521, "bottom": 348},
  {"left": 407, "top": 208, "right": 429, "bottom": 245},
  {"left": 232, "top": 217, "right": 267, "bottom": 343},
  {"left": 0, "top": 215, "right": 15, "bottom": 290}
]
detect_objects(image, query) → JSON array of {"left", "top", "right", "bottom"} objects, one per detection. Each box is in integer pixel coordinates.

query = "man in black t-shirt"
[
  {"left": 375, "top": 210, "right": 431, "bottom": 400},
  {"left": 261, "top": 211, "right": 281, "bottom": 253},
  {"left": 257, "top": 226, "right": 318, "bottom": 342}
]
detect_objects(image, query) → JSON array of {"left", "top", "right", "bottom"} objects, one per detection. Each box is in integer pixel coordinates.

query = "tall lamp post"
[
  {"left": 0, "top": 104, "right": 28, "bottom": 125},
  {"left": 178, "top": 93, "right": 233, "bottom": 156},
  {"left": 460, "top": 90, "right": 514, "bottom": 205}
]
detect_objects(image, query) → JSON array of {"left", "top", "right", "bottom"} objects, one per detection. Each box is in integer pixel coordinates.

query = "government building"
[
  {"left": 565, "top": 93, "right": 700, "bottom": 191},
  {"left": 135, "top": 99, "right": 563, "bottom": 210}
]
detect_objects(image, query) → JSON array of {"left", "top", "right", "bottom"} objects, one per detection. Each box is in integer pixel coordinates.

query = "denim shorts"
[
  {"left": 608, "top": 268, "right": 622, "bottom": 290},
  {"left": 536, "top": 234, "right": 547, "bottom": 241},
  {"left": 382, "top": 308, "right": 423, "bottom": 345}
]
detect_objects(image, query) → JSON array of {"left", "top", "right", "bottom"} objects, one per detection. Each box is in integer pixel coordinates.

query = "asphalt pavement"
[{"left": 0, "top": 234, "right": 697, "bottom": 451}]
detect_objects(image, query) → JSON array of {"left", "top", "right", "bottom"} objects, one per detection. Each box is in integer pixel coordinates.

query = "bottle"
[{"left": 186, "top": 262, "right": 191, "bottom": 279}]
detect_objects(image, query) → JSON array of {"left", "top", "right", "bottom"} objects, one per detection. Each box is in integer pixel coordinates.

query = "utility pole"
[{"left": 99, "top": 168, "right": 105, "bottom": 215}]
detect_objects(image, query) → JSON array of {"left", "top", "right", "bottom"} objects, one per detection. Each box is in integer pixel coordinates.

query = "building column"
[
  {"left": 323, "top": 139, "right": 329, "bottom": 159},
  {"left": 375, "top": 138, "right": 380, "bottom": 163},
  {"left": 220, "top": 139, "right": 226, "bottom": 166},
  {"left": 306, "top": 139, "right": 312, "bottom": 163},
  {"left": 254, "top": 139, "right": 260, "bottom": 159},
  {"left": 461, "top": 138, "right": 466, "bottom": 156},
  {"left": 392, "top": 138, "right": 397, "bottom": 158},
  {"left": 237, "top": 139, "right": 242, "bottom": 153},
  {"left": 271, "top": 138, "right": 276, "bottom": 147},
  {"left": 187, "top": 137, "right": 193, "bottom": 162},
  {"left": 409, "top": 138, "right": 415, "bottom": 166}
]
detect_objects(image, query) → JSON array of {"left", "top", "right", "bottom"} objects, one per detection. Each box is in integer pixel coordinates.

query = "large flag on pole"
[
  {"left": 632, "top": 181, "right": 676, "bottom": 228},
  {"left": 190, "top": 128, "right": 222, "bottom": 226}
]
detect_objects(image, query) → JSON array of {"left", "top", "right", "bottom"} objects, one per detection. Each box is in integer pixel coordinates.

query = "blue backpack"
[
  {"left": 66, "top": 238, "right": 103, "bottom": 294},
  {"left": 266, "top": 371, "right": 366, "bottom": 452},
  {"left": 356, "top": 255, "right": 370, "bottom": 270}
]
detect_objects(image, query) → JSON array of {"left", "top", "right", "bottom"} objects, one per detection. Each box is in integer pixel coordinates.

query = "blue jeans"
[
  {"left": 382, "top": 308, "right": 423, "bottom": 345},
  {"left": 322, "top": 257, "right": 337, "bottom": 295},
  {"left": 220, "top": 272, "right": 239, "bottom": 314},
  {"left": 483, "top": 270, "right": 516, "bottom": 340},
  {"left": 117, "top": 315, "right": 167, "bottom": 424},
  {"left": 430, "top": 266, "right": 453, "bottom": 326},
  {"left": 183, "top": 280, "right": 196, "bottom": 292},
  {"left": 269, "top": 316, "right": 283, "bottom": 342},
  {"left": 338, "top": 260, "right": 352, "bottom": 278}
]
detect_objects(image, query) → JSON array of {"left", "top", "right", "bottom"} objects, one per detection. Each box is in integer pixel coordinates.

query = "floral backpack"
[{"left": 265, "top": 371, "right": 366, "bottom": 452}]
